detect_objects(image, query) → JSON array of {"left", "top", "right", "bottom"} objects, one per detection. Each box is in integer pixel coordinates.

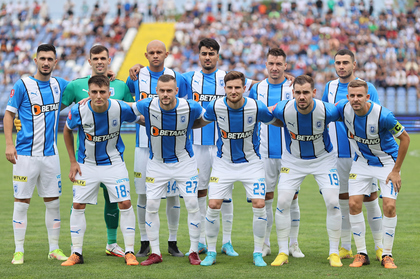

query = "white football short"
[
  {"left": 208, "top": 157, "right": 266, "bottom": 201},
  {"left": 134, "top": 147, "right": 178, "bottom": 197},
  {"left": 337, "top": 157, "right": 379, "bottom": 195},
  {"left": 145, "top": 157, "right": 198, "bottom": 200},
  {"left": 72, "top": 161, "right": 131, "bottom": 204},
  {"left": 349, "top": 160, "right": 398, "bottom": 200},
  {"left": 278, "top": 152, "right": 340, "bottom": 192},
  {"left": 193, "top": 144, "right": 217, "bottom": 191},
  {"left": 263, "top": 157, "right": 282, "bottom": 193},
  {"left": 13, "top": 155, "right": 62, "bottom": 199}
]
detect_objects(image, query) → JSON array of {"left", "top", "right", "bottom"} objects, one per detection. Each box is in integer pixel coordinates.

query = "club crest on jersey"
[
  {"left": 219, "top": 79, "right": 224, "bottom": 87},
  {"left": 140, "top": 92, "right": 157, "bottom": 100},
  {"left": 181, "top": 116, "right": 186, "bottom": 123},
  {"left": 32, "top": 103, "right": 59, "bottom": 115},
  {"left": 112, "top": 119, "right": 118, "bottom": 127},
  {"left": 10, "top": 89, "right": 15, "bottom": 98},
  {"left": 151, "top": 126, "right": 187, "bottom": 137},
  {"left": 248, "top": 116, "right": 253, "bottom": 124},
  {"left": 286, "top": 93, "right": 291, "bottom": 99},
  {"left": 193, "top": 92, "right": 223, "bottom": 102},
  {"left": 110, "top": 87, "right": 115, "bottom": 96},
  {"left": 53, "top": 85, "right": 59, "bottom": 95},
  {"left": 220, "top": 129, "right": 253, "bottom": 139},
  {"left": 317, "top": 121, "right": 322, "bottom": 128}
]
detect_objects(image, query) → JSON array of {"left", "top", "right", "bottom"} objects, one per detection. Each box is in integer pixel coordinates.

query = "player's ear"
[{"left": 366, "top": 94, "right": 370, "bottom": 100}]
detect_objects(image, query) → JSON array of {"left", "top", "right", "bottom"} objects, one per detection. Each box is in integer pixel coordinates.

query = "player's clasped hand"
[
  {"left": 5, "top": 144, "right": 18, "bottom": 164},
  {"left": 386, "top": 170, "right": 401, "bottom": 193}
]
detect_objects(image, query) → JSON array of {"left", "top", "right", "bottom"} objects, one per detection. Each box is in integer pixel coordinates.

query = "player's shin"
[
  {"left": 45, "top": 199, "right": 61, "bottom": 251},
  {"left": 275, "top": 190, "right": 295, "bottom": 254},
  {"left": 137, "top": 194, "right": 149, "bottom": 241},
  {"left": 13, "top": 202, "right": 29, "bottom": 253},
  {"left": 264, "top": 199, "right": 273, "bottom": 246},
  {"left": 322, "top": 188, "right": 341, "bottom": 255},
  {"left": 364, "top": 198, "right": 383, "bottom": 250},
  {"left": 166, "top": 196, "right": 180, "bottom": 242},
  {"left": 382, "top": 215, "right": 397, "bottom": 256},
  {"left": 253, "top": 206, "right": 267, "bottom": 253},
  {"left": 221, "top": 200, "right": 233, "bottom": 245},
  {"left": 184, "top": 196, "right": 201, "bottom": 252},
  {"left": 70, "top": 209, "right": 86, "bottom": 255},
  {"left": 339, "top": 199, "right": 352, "bottom": 250},
  {"left": 120, "top": 206, "right": 136, "bottom": 253},
  {"left": 198, "top": 196, "right": 207, "bottom": 243},
  {"left": 146, "top": 199, "right": 161, "bottom": 255},
  {"left": 205, "top": 207, "right": 220, "bottom": 252}
]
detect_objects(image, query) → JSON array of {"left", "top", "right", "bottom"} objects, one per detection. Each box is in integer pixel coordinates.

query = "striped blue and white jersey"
[
  {"left": 132, "top": 97, "right": 204, "bottom": 163},
  {"left": 249, "top": 78, "right": 293, "bottom": 158},
  {"left": 322, "top": 78, "right": 380, "bottom": 158},
  {"left": 66, "top": 99, "right": 138, "bottom": 165},
  {"left": 272, "top": 99, "right": 340, "bottom": 160},
  {"left": 6, "top": 76, "right": 68, "bottom": 156},
  {"left": 126, "top": 66, "right": 188, "bottom": 148},
  {"left": 335, "top": 100, "right": 403, "bottom": 167},
  {"left": 203, "top": 97, "right": 274, "bottom": 163},
  {"left": 183, "top": 69, "right": 253, "bottom": 146}
]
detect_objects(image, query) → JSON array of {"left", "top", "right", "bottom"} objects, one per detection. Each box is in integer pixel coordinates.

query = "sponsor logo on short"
[
  {"left": 13, "top": 175, "right": 27, "bottom": 182},
  {"left": 146, "top": 177, "right": 155, "bottom": 183},
  {"left": 74, "top": 180, "right": 86, "bottom": 186},
  {"left": 209, "top": 177, "right": 219, "bottom": 183},
  {"left": 134, "top": 172, "right": 142, "bottom": 178},
  {"left": 349, "top": 173, "right": 357, "bottom": 179},
  {"left": 280, "top": 167, "right": 290, "bottom": 174}
]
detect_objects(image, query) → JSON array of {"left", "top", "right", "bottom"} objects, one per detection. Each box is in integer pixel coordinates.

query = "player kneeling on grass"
[{"left": 62, "top": 75, "right": 139, "bottom": 266}]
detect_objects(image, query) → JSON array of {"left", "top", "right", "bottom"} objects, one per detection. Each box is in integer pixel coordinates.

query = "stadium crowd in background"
[{"left": 1, "top": 0, "right": 420, "bottom": 95}]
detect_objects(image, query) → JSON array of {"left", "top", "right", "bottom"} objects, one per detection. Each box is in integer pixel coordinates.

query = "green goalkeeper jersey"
[{"left": 62, "top": 75, "right": 134, "bottom": 106}]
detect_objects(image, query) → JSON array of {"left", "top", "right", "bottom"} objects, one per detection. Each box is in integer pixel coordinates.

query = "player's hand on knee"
[
  {"left": 5, "top": 144, "right": 18, "bottom": 164},
  {"left": 14, "top": 117, "right": 22, "bottom": 132}
]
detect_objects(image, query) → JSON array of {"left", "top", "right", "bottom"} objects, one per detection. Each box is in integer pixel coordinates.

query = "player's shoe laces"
[
  {"left": 168, "top": 241, "right": 184, "bottom": 257},
  {"left": 349, "top": 253, "right": 370, "bottom": 267},
  {"left": 200, "top": 251, "right": 216, "bottom": 266},
  {"left": 339, "top": 247, "right": 353, "bottom": 259},
  {"left": 328, "top": 253, "right": 343, "bottom": 267},
  {"left": 221, "top": 241, "right": 239, "bottom": 256},
  {"left": 262, "top": 243, "right": 271, "bottom": 257},
  {"left": 253, "top": 252, "right": 267, "bottom": 267},
  {"left": 140, "top": 253, "right": 162, "bottom": 266},
  {"left": 12, "top": 252, "right": 24, "bottom": 264},
  {"left": 106, "top": 243, "right": 124, "bottom": 257},
  {"left": 125, "top": 252, "right": 139, "bottom": 266},
  {"left": 61, "top": 252, "right": 84, "bottom": 266},
  {"left": 289, "top": 242, "right": 305, "bottom": 258},
  {"left": 188, "top": 252, "right": 201, "bottom": 265},
  {"left": 381, "top": 255, "right": 397, "bottom": 269},
  {"left": 136, "top": 241, "right": 150, "bottom": 257},
  {"left": 271, "top": 252, "right": 289, "bottom": 266},
  {"left": 376, "top": 247, "right": 383, "bottom": 261},
  {"left": 48, "top": 249, "right": 68, "bottom": 260}
]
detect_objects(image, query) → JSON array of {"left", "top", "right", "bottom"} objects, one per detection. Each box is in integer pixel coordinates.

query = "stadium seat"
[
  {"left": 396, "top": 87, "right": 406, "bottom": 114},
  {"left": 377, "top": 87, "right": 385, "bottom": 104},
  {"left": 385, "top": 87, "right": 396, "bottom": 112}
]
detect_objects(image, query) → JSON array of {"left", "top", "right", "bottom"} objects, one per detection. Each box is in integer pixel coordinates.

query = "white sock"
[
  {"left": 350, "top": 212, "right": 367, "bottom": 254},
  {"left": 184, "top": 196, "right": 201, "bottom": 253},
  {"left": 339, "top": 199, "right": 351, "bottom": 251},
  {"left": 275, "top": 190, "right": 295, "bottom": 255},
  {"left": 70, "top": 208, "right": 86, "bottom": 255},
  {"left": 382, "top": 215, "right": 397, "bottom": 256},
  {"left": 289, "top": 197, "right": 300, "bottom": 246},
  {"left": 146, "top": 199, "right": 161, "bottom": 255},
  {"left": 137, "top": 194, "right": 148, "bottom": 241},
  {"left": 364, "top": 198, "right": 383, "bottom": 249},
  {"left": 198, "top": 196, "right": 207, "bottom": 244},
  {"left": 221, "top": 200, "right": 233, "bottom": 244},
  {"left": 253, "top": 206, "right": 267, "bottom": 253},
  {"left": 45, "top": 199, "right": 61, "bottom": 252},
  {"left": 120, "top": 206, "right": 136, "bottom": 253},
  {"left": 322, "top": 188, "right": 341, "bottom": 255},
  {"left": 264, "top": 199, "right": 273, "bottom": 246},
  {"left": 13, "top": 202, "right": 29, "bottom": 253},
  {"left": 205, "top": 207, "right": 220, "bottom": 253},
  {"left": 166, "top": 196, "right": 180, "bottom": 242}
]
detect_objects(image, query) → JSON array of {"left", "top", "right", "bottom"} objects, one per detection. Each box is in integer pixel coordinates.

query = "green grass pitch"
[{"left": 0, "top": 133, "right": 419, "bottom": 278}]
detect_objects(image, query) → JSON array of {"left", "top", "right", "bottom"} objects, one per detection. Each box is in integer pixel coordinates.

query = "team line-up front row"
[{"left": 4, "top": 43, "right": 410, "bottom": 269}]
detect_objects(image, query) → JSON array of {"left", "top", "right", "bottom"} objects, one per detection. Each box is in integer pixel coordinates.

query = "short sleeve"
[
  {"left": 203, "top": 100, "right": 216, "bottom": 122},
  {"left": 256, "top": 100, "right": 274, "bottom": 124}
]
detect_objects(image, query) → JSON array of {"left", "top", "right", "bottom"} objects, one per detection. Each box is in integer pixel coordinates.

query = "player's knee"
[
  {"left": 73, "top": 203, "right": 86, "bottom": 210},
  {"left": 208, "top": 199, "right": 222, "bottom": 209},
  {"left": 146, "top": 199, "right": 161, "bottom": 213},
  {"left": 382, "top": 199, "right": 396, "bottom": 217},
  {"left": 348, "top": 199, "right": 362, "bottom": 214},
  {"left": 252, "top": 199, "right": 265, "bottom": 209},
  {"left": 118, "top": 200, "right": 132, "bottom": 210},
  {"left": 265, "top": 192, "right": 274, "bottom": 200}
]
